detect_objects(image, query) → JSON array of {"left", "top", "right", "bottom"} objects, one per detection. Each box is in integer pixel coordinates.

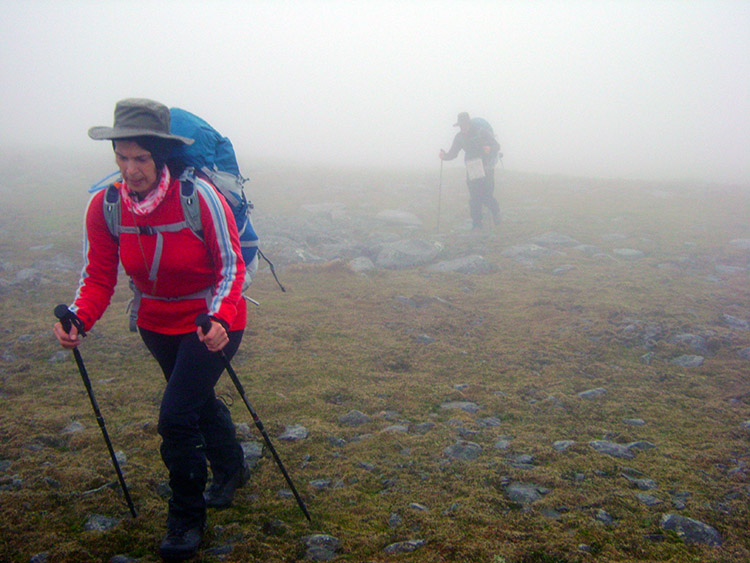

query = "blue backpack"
[
  {"left": 91, "top": 109, "right": 261, "bottom": 279},
  {"left": 168, "top": 108, "right": 259, "bottom": 277},
  {"left": 90, "top": 109, "right": 283, "bottom": 330},
  {"left": 471, "top": 117, "right": 494, "bottom": 136}
]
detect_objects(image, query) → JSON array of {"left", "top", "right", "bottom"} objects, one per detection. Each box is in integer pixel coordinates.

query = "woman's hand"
[
  {"left": 53, "top": 321, "right": 81, "bottom": 349},
  {"left": 197, "top": 320, "right": 229, "bottom": 352}
]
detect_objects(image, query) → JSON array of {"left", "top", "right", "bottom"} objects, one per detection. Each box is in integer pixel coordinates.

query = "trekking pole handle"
[
  {"left": 54, "top": 304, "right": 86, "bottom": 337},
  {"left": 195, "top": 313, "right": 213, "bottom": 336}
]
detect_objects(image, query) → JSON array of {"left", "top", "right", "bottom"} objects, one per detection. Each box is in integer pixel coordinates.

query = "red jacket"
[{"left": 72, "top": 175, "right": 246, "bottom": 334}]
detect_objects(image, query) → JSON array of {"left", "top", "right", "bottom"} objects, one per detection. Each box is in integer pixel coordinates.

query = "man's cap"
[
  {"left": 88, "top": 98, "right": 194, "bottom": 145},
  {"left": 453, "top": 112, "right": 471, "bottom": 126}
]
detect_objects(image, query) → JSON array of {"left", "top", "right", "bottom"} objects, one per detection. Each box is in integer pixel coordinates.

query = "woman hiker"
[{"left": 53, "top": 98, "right": 249, "bottom": 560}]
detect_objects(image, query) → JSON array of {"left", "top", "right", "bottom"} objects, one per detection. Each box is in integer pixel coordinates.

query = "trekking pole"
[
  {"left": 53, "top": 305, "right": 137, "bottom": 518},
  {"left": 257, "top": 249, "right": 286, "bottom": 293},
  {"left": 437, "top": 159, "right": 443, "bottom": 233},
  {"left": 196, "top": 314, "right": 311, "bottom": 522}
]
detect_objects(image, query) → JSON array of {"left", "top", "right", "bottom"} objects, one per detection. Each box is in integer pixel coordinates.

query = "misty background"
[{"left": 1, "top": 0, "right": 748, "bottom": 185}]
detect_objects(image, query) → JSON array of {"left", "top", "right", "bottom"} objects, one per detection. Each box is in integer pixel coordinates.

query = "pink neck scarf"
[{"left": 120, "top": 165, "right": 171, "bottom": 216}]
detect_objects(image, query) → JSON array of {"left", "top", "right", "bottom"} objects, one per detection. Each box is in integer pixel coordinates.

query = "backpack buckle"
[{"left": 138, "top": 225, "right": 155, "bottom": 235}]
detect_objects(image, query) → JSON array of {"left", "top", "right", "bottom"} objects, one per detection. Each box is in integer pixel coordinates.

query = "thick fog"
[{"left": 1, "top": 0, "right": 748, "bottom": 185}]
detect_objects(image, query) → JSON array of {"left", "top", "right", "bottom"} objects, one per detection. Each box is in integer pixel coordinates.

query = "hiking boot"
[
  {"left": 204, "top": 462, "right": 250, "bottom": 509},
  {"left": 159, "top": 524, "right": 203, "bottom": 561}
]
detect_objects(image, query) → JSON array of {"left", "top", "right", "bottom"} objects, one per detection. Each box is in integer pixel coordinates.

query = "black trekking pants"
[
  {"left": 467, "top": 166, "right": 500, "bottom": 228},
  {"left": 140, "top": 327, "right": 244, "bottom": 529}
]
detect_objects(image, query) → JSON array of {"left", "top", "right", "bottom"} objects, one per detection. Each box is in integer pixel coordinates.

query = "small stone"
[
  {"left": 494, "top": 439, "right": 511, "bottom": 450},
  {"left": 338, "top": 410, "right": 370, "bottom": 426},
  {"left": 670, "top": 355, "right": 704, "bottom": 367},
  {"left": 623, "top": 418, "right": 646, "bottom": 426},
  {"left": 84, "top": 513, "right": 119, "bottom": 531},
  {"left": 637, "top": 493, "right": 662, "bottom": 506},
  {"left": 384, "top": 540, "right": 426, "bottom": 554},
  {"left": 62, "top": 421, "right": 85, "bottom": 435},
  {"left": 552, "top": 440, "right": 575, "bottom": 452},
  {"left": 278, "top": 424, "right": 308, "bottom": 441},
  {"left": 48, "top": 350, "right": 70, "bottom": 363},
  {"left": 595, "top": 509, "right": 614, "bottom": 525},
  {"left": 300, "top": 534, "right": 341, "bottom": 561},
  {"left": 444, "top": 440, "right": 481, "bottom": 461},
  {"left": 578, "top": 387, "right": 607, "bottom": 400},
  {"left": 720, "top": 314, "right": 748, "bottom": 330},
  {"left": 660, "top": 514, "right": 722, "bottom": 546},
  {"left": 589, "top": 440, "right": 634, "bottom": 459},
  {"left": 440, "top": 401, "right": 480, "bottom": 413}
]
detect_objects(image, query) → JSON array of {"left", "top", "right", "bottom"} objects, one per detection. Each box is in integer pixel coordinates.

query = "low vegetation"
[{"left": 0, "top": 151, "right": 748, "bottom": 562}]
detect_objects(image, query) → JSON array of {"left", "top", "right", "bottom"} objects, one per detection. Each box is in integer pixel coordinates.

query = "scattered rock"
[
  {"left": 552, "top": 440, "right": 575, "bottom": 452},
  {"left": 671, "top": 333, "right": 710, "bottom": 354},
  {"left": 506, "top": 482, "right": 549, "bottom": 505},
  {"left": 623, "top": 418, "right": 646, "bottom": 426},
  {"left": 578, "top": 387, "right": 607, "bottom": 400},
  {"left": 348, "top": 257, "right": 375, "bottom": 273},
  {"left": 48, "top": 350, "right": 70, "bottom": 363},
  {"left": 660, "top": 514, "right": 722, "bottom": 546},
  {"left": 620, "top": 473, "right": 658, "bottom": 491},
  {"left": 62, "top": 421, "right": 85, "bottom": 435},
  {"left": 737, "top": 347, "right": 750, "bottom": 360},
  {"left": 444, "top": 440, "right": 481, "bottom": 461},
  {"left": 376, "top": 239, "right": 440, "bottom": 269},
  {"left": 383, "top": 539, "right": 426, "bottom": 554},
  {"left": 501, "top": 244, "right": 563, "bottom": 261},
  {"left": 338, "top": 410, "right": 370, "bottom": 426},
  {"left": 279, "top": 425, "right": 308, "bottom": 441},
  {"left": 589, "top": 440, "right": 634, "bottom": 459},
  {"left": 388, "top": 513, "right": 402, "bottom": 528},
  {"left": 300, "top": 534, "right": 341, "bottom": 561},
  {"left": 440, "top": 401, "right": 480, "bottom": 414},
  {"left": 382, "top": 424, "right": 409, "bottom": 433},
  {"left": 14, "top": 268, "right": 43, "bottom": 285},
  {"left": 595, "top": 509, "right": 615, "bottom": 525},
  {"left": 84, "top": 513, "right": 119, "bottom": 531},
  {"left": 636, "top": 493, "right": 662, "bottom": 505},
  {"left": 720, "top": 314, "right": 748, "bottom": 330},
  {"left": 670, "top": 355, "right": 704, "bottom": 367},
  {"left": 427, "top": 255, "right": 495, "bottom": 274}
]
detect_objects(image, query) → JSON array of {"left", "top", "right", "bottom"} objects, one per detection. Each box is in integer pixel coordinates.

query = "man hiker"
[{"left": 439, "top": 112, "right": 502, "bottom": 231}]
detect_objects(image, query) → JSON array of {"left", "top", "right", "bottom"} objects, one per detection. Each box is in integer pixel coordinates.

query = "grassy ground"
[{"left": 0, "top": 152, "right": 748, "bottom": 562}]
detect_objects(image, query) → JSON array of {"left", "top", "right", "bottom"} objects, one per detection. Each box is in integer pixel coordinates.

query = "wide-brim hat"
[
  {"left": 453, "top": 111, "right": 471, "bottom": 126},
  {"left": 88, "top": 98, "right": 194, "bottom": 145}
]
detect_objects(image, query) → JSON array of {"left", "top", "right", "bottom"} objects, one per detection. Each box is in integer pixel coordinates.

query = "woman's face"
[{"left": 114, "top": 140, "right": 159, "bottom": 195}]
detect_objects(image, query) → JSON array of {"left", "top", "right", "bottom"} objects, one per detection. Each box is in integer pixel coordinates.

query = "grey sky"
[{"left": 1, "top": 0, "right": 748, "bottom": 184}]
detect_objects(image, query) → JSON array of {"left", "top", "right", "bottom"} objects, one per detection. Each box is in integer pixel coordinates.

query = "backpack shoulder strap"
[
  {"left": 102, "top": 184, "right": 121, "bottom": 239},
  {"left": 179, "top": 168, "right": 204, "bottom": 240}
]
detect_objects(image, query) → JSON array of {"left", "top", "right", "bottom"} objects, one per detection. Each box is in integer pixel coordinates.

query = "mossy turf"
[{"left": 1, "top": 153, "right": 748, "bottom": 562}]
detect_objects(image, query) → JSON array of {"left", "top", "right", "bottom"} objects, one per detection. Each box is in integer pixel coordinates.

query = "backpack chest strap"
[{"left": 118, "top": 222, "right": 190, "bottom": 281}]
